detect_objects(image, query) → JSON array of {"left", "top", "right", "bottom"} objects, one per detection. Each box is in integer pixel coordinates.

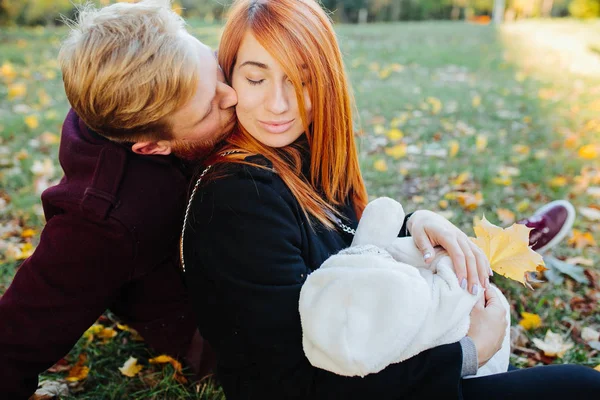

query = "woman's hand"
[
  {"left": 406, "top": 210, "right": 491, "bottom": 294},
  {"left": 467, "top": 288, "right": 508, "bottom": 367}
]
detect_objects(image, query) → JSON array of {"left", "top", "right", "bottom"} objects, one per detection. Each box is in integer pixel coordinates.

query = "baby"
[{"left": 299, "top": 197, "right": 511, "bottom": 378}]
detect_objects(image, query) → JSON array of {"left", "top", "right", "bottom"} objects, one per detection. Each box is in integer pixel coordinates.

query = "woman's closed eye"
[{"left": 246, "top": 78, "right": 264, "bottom": 85}]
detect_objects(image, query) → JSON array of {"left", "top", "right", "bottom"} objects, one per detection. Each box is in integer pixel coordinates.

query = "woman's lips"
[{"left": 258, "top": 119, "right": 295, "bottom": 134}]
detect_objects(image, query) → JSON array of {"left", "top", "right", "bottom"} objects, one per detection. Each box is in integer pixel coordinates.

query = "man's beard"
[{"left": 170, "top": 119, "right": 235, "bottom": 161}]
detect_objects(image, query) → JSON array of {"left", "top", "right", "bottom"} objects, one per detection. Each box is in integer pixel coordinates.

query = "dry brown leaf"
[
  {"left": 119, "top": 357, "right": 143, "bottom": 378},
  {"left": 567, "top": 229, "right": 597, "bottom": 249},
  {"left": 471, "top": 216, "right": 544, "bottom": 286},
  {"left": 532, "top": 330, "right": 574, "bottom": 358},
  {"left": 65, "top": 354, "right": 89, "bottom": 382}
]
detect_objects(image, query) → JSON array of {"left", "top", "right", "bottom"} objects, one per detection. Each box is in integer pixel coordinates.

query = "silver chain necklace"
[{"left": 179, "top": 151, "right": 355, "bottom": 272}]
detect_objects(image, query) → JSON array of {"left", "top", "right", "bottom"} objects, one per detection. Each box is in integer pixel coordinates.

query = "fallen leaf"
[
  {"left": 373, "top": 159, "right": 388, "bottom": 172},
  {"left": 587, "top": 341, "right": 600, "bottom": 351},
  {"left": 21, "top": 228, "right": 36, "bottom": 238},
  {"left": 475, "top": 134, "right": 487, "bottom": 152},
  {"left": 595, "top": 365, "right": 600, "bottom": 372},
  {"left": 470, "top": 216, "right": 544, "bottom": 286},
  {"left": 492, "top": 176, "right": 512, "bottom": 186},
  {"left": 519, "top": 312, "right": 542, "bottom": 330},
  {"left": 532, "top": 330, "right": 574, "bottom": 358},
  {"left": 438, "top": 199, "right": 449, "bottom": 209},
  {"left": 567, "top": 229, "right": 597, "bottom": 249},
  {"left": 579, "top": 207, "right": 600, "bottom": 221},
  {"left": 496, "top": 208, "right": 515, "bottom": 225},
  {"left": 564, "top": 256, "right": 594, "bottom": 267},
  {"left": 8, "top": 83, "right": 26, "bottom": 100},
  {"left": 65, "top": 354, "right": 89, "bottom": 382},
  {"left": 25, "top": 115, "right": 39, "bottom": 130},
  {"left": 472, "top": 95, "right": 481, "bottom": 108},
  {"left": 449, "top": 140, "right": 459, "bottom": 158},
  {"left": 386, "top": 128, "right": 404, "bottom": 141},
  {"left": 543, "top": 256, "right": 588, "bottom": 285},
  {"left": 451, "top": 172, "right": 470, "bottom": 187},
  {"left": 149, "top": 355, "right": 188, "bottom": 384},
  {"left": 32, "top": 380, "right": 69, "bottom": 399},
  {"left": 119, "top": 357, "right": 143, "bottom": 378},
  {"left": 581, "top": 327, "right": 600, "bottom": 342},
  {"left": 578, "top": 144, "right": 599, "bottom": 160},
  {"left": 457, "top": 192, "right": 484, "bottom": 211},
  {"left": 384, "top": 144, "right": 407, "bottom": 159},
  {"left": 516, "top": 199, "right": 530, "bottom": 213},
  {"left": 549, "top": 176, "right": 568, "bottom": 188},
  {"left": 513, "top": 144, "right": 530, "bottom": 156},
  {"left": 46, "top": 358, "right": 71, "bottom": 373}
]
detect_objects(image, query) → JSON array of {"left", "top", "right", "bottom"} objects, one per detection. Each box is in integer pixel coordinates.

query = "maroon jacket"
[{"left": 0, "top": 110, "right": 214, "bottom": 399}]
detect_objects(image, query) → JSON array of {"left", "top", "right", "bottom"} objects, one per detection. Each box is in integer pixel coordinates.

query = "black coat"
[{"left": 183, "top": 155, "right": 464, "bottom": 400}]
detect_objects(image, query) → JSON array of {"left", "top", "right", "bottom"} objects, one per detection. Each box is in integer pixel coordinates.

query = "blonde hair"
[
  {"left": 59, "top": 0, "right": 199, "bottom": 142},
  {"left": 209, "top": 0, "right": 368, "bottom": 227}
]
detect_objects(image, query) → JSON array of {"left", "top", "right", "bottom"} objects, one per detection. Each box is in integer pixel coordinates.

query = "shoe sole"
[{"left": 532, "top": 200, "right": 576, "bottom": 254}]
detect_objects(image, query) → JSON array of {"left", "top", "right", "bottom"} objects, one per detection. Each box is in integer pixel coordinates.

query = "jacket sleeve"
[
  {"left": 0, "top": 213, "right": 133, "bottom": 399},
  {"left": 183, "top": 173, "right": 465, "bottom": 400}
]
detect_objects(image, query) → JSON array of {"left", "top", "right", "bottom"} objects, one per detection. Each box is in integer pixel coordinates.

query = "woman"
[{"left": 182, "top": 0, "right": 600, "bottom": 398}]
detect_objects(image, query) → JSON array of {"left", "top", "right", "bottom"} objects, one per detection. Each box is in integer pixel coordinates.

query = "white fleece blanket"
[{"left": 299, "top": 197, "right": 510, "bottom": 378}]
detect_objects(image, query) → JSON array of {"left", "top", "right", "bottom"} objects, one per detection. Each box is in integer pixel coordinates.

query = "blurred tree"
[{"left": 568, "top": 0, "right": 600, "bottom": 18}]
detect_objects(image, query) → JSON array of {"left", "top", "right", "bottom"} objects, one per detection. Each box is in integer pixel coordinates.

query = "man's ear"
[{"left": 131, "top": 140, "right": 172, "bottom": 156}]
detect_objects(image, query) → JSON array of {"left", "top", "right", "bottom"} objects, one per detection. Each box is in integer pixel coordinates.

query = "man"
[
  {"left": 0, "top": 1, "right": 236, "bottom": 398},
  {"left": 0, "top": 0, "right": 575, "bottom": 398}
]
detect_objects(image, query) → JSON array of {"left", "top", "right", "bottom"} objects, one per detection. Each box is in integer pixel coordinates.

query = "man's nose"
[{"left": 217, "top": 81, "right": 237, "bottom": 109}]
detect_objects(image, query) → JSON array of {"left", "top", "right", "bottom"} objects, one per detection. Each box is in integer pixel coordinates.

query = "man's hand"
[
  {"left": 407, "top": 210, "right": 491, "bottom": 294},
  {"left": 467, "top": 287, "right": 508, "bottom": 367}
]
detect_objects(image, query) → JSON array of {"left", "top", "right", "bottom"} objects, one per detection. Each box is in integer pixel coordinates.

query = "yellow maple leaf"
[
  {"left": 119, "top": 357, "right": 143, "bottom": 378},
  {"left": 519, "top": 312, "right": 542, "bottom": 330},
  {"left": 66, "top": 354, "right": 89, "bottom": 382},
  {"left": 472, "top": 95, "right": 481, "bottom": 108},
  {"left": 532, "top": 330, "right": 573, "bottom": 358},
  {"left": 595, "top": 365, "right": 600, "bottom": 372},
  {"left": 21, "top": 228, "right": 36, "bottom": 238},
  {"left": 470, "top": 216, "right": 544, "bottom": 286}
]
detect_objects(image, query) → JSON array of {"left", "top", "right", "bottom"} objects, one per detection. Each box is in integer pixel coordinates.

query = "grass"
[{"left": 1, "top": 18, "right": 599, "bottom": 398}]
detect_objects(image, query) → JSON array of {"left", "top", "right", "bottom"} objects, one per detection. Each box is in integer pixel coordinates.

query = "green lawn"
[{"left": 1, "top": 19, "right": 599, "bottom": 399}]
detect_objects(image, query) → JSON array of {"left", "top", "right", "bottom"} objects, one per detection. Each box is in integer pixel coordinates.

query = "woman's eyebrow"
[{"left": 239, "top": 60, "right": 269, "bottom": 69}]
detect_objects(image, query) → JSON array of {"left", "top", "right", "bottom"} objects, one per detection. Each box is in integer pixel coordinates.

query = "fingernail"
[
  {"left": 423, "top": 252, "right": 432, "bottom": 261},
  {"left": 489, "top": 267, "right": 494, "bottom": 276},
  {"left": 472, "top": 284, "right": 479, "bottom": 295},
  {"left": 460, "top": 278, "right": 467, "bottom": 290}
]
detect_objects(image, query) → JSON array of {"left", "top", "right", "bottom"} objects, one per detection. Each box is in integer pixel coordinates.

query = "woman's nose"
[{"left": 266, "top": 83, "right": 290, "bottom": 115}]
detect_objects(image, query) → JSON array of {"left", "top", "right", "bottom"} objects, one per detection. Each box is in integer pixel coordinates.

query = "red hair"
[{"left": 209, "top": 0, "right": 367, "bottom": 227}]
